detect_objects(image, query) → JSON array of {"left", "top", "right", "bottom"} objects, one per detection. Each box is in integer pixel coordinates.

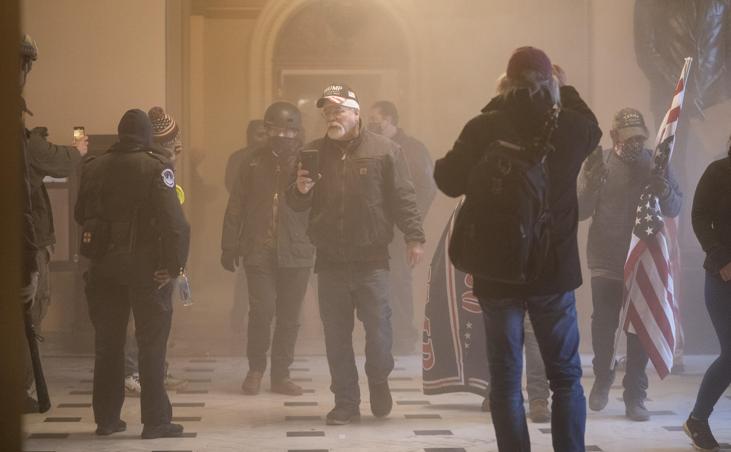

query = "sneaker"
[
  {"left": 141, "top": 422, "right": 184, "bottom": 439},
  {"left": 124, "top": 374, "right": 142, "bottom": 398},
  {"left": 95, "top": 419, "right": 127, "bottom": 436},
  {"left": 625, "top": 399, "right": 651, "bottom": 422},
  {"left": 528, "top": 399, "right": 551, "bottom": 423},
  {"left": 481, "top": 397, "right": 491, "bottom": 412},
  {"left": 684, "top": 416, "right": 720, "bottom": 451},
  {"left": 241, "top": 370, "right": 263, "bottom": 395},
  {"left": 326, "top": 405, "right": 361, "bottom": 425},
  {"left": 588, "top": 377, "right": 613, "bottom": 411},
  {"left": 369, "top": 381, "right": 393, "bottom": 418},
  {"left": 164, "top": 373, "right": 188, "bottom": 391},
  {"left": 271, "top": 378, "right": 303, "bottom": 396}
]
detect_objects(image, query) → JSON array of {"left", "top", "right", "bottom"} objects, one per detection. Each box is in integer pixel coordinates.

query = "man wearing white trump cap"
[{"left": 288, "top": 83, "right": 426, "bottom": 425}]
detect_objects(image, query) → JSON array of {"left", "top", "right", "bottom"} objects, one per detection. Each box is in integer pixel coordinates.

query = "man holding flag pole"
[
  {"left": 578, "top": 58, "right": 691, "bottom": 421},
  {"left": 615, "top": 59, "right": 692, "bottom": 421}
]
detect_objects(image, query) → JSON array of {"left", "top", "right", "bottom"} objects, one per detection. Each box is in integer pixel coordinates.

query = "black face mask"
[
  {"left": 367, "top": 122, "right": 383, "bottom": 135},
  {"left": 618, "top": 141, "right": 643, "bottom": 163},
  {"left": 270, "top": 136, "right": 299, "bottom": 154}
]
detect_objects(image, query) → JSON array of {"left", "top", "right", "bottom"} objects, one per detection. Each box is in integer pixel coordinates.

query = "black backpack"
[{"left": 448, "top": 106, "right": 560, "bottom": 285}]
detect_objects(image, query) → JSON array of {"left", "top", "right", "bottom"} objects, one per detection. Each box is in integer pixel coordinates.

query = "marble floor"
[{"left": 22, "top": 354, "right": 731, "bottom": 452}]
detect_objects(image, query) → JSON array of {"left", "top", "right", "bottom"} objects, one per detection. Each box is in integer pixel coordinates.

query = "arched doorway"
[
  {"left": 248, "top": 0, "right": 418, "bottom": 123},
  {"left": 272, "top": 0, "right": 410, "bottom": 142}
]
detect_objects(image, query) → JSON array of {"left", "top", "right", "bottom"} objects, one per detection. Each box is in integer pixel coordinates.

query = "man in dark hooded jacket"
[
  {"left": 434, "top": 47, "right": 601, "bottom": 452},
  {"left": 75, "top": 109, "right": 190, "bottom": 439}
]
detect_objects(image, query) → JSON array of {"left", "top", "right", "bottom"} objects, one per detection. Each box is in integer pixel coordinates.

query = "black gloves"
[
  {"left": 220, "top": 250, "right": 240, "bottom": 272},
  {"left": 583, "top": 147, "right": 607, "bottom": 188},
  {"left": 648, "top": 174, "right": 671, "bottom": 198}
]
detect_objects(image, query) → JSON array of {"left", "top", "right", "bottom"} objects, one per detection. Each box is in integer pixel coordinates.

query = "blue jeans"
[
  {"left": 691, "top": 272, "right": 731, "bottom": 421},
  {"left": 524, "top": 318, "right": 550, "bottom": 402},
  {"left": 480, "top": 291, "right": 585, "bottom": 452},
  {"left": 318, "top": 266, "right": 394, "bottom": 409}
]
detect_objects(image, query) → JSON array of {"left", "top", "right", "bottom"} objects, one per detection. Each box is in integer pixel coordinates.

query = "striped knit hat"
[{"left": 148, "top": 106, "right": 179, "bottom": 144}]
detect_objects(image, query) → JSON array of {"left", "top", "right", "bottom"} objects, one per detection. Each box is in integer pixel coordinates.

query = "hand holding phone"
[
  {"left": 299, "top": 149, "right": 319, "bottom": 176},
  {"left": 73, "top": 126, "right": 89, "bottom": 156},
  {"left": 73, "top": 126, "right": 85, "bottom": 141}
]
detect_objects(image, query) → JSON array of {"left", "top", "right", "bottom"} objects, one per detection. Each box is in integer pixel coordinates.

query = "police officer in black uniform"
[
  {"left": 221, "top": 102, "right": 314, "bottom": 396},
  {"left": 75, "top": 109, "right": 190, "bottom": 439}
]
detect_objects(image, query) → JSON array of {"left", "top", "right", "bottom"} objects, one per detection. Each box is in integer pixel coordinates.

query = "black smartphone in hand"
[{"left": 300, "top": 149, "right": 319, "bottom": 176}]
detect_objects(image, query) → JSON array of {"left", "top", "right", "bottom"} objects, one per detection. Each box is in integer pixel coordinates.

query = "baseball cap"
[
  {"left": 316, "top": 83, "right": 360, "bottom": 110},
  {"left": 612, "top": 107, "right": 649, "bottom": 141}
]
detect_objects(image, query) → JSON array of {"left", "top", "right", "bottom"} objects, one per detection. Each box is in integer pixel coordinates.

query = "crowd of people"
[{"left": 16, "top": 33, "right": 730, "bottom": 452}]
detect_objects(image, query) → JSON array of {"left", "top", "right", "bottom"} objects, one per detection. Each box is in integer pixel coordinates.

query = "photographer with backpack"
[{"left": 434, "top": 47, "right": 601, "bottom": 452}]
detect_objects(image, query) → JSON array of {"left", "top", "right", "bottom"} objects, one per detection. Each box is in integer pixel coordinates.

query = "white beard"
[{"left": 327, "top": 124, "right": 346, "bottom": 140}]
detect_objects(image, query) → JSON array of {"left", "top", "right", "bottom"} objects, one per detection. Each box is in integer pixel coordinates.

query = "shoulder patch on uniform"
[{"left": 161, "top": 168, "right": 175, "bottom": 188}]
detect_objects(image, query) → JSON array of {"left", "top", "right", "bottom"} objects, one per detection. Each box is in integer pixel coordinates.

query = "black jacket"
[
  {"left": 75, "top": 140, "right": 190, "bottom": 283},
  {"left": 434, "top": 86, "right": 602, "bottom": 299},
  {"left": 221, "top": 146, "right": 314, "bottom": 268},
  {"left": 692, "top": 156, "right": 731, "bottom": 273},
  {"left": 635, "top": 0, "right": 731, "bottom": 114},
  {"left": 392, "top": 129, "right": 436, "bottom": 219},
  {"left": 27, "top": 127, "right": 81, "bottom": 247},
  {"left": 287, "top": 129, "right": 425, "bottom": 269},
  {"left": 225, "top": 146, "right": 253, "bottom": 194},
  {"left": 578, "top": 148, "right": 682, "bottom": 279}
]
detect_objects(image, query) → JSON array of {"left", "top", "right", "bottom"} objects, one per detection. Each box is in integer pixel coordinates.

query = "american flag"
[{"left": 616, "top": 57, "right": 692, "bottom": 379}]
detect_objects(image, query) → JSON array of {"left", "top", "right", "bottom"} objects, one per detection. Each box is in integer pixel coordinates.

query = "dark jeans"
[
  {"left": 691, "top": 272, "right": 731, "bottom": 421},
  {"left": 480, "top": 291, "right": 585, "bottom": 452},
  {"left": 590, "top": 276, "right": 649, "bottom": 402},
  {"left": 388, "top": 235, "right": 417, "bottom": 350},
  {"left": 245, "top": 262, "right": 310, "bottom": 381},
  {"left": 230, "top": 265, "right": 249, "bottom": 334},
  {"left": 85, "top": 268, "right": 173, "bottom": 427},
  {"left": 318, "top": 266, "right": 394, "bottom": 409}
]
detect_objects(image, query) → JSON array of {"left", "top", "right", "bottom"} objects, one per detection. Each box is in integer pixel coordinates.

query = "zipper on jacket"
[{"left": 339, "top": 150, "right": 347, "bottom": 257}]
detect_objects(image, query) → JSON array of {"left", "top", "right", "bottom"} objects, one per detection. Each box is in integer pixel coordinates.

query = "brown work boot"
[
  {"left": 271, "top": 378, "right": 303, "bottom": 396},
  {"left": 241, "top": 370, "right": 263, "bottom": 395}
]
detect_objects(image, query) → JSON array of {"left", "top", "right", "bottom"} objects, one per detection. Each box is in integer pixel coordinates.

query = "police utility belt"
[{"left": 80, "top": 215, "right": 138, "bottom": 259}]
